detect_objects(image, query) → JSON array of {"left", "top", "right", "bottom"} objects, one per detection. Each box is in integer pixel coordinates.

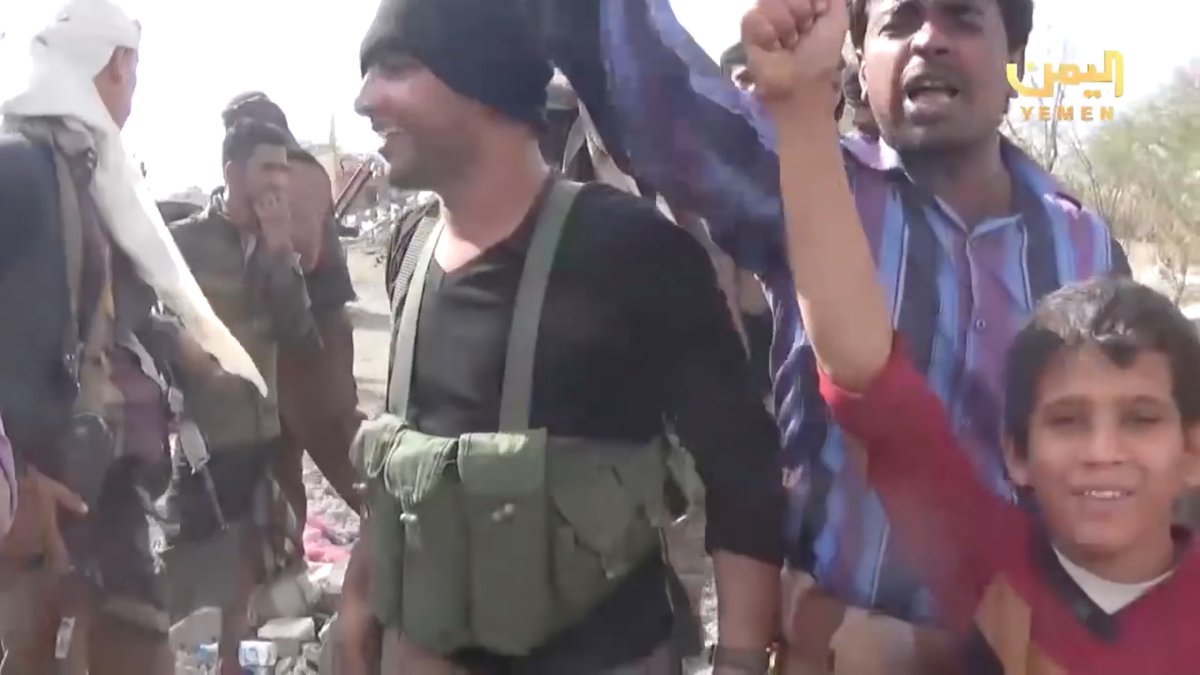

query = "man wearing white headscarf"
[
  {"left": 1, "top": 0, "right": 264, "bottom": 390},
  {"left": 0, "top": 1, "right": 261, "bottom": 672}
]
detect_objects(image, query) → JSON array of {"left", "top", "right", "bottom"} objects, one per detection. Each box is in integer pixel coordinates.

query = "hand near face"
[
  {"left": 741, "top": 0, "right": 848, "bottom": 106},
  {"left": 254, "top": 191, "right": 295, "bottom": 254}
]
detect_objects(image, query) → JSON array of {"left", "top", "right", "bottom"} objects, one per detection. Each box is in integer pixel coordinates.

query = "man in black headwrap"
[{"left": 338, "top": 0, "right": 785, "bottom": 673}]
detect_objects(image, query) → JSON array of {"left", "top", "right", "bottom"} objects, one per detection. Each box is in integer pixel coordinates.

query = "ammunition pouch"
[{"left": 361, "top": 418, "right": 669, "bottom": 655}]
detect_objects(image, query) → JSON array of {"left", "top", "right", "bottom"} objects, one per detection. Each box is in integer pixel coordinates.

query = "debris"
[
  {"left": 258, "top": 617, "right": 317, "bottom": 658},
  {"left": 249, "top": 569, "right": 320, "bottom": 623},
  {"left": 170, "top": 606, "right": 222, "bottom": 651},
  {"left": 308, "top": 559, "right": 349, "bottom": 614},
  {"left": 239, "top": 639, "right": 279, "bottom": 670}
]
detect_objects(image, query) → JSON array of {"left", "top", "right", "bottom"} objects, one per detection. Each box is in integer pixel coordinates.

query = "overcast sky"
[{"left": 1, "top": 0, "right": 1195, "bottom": 197}]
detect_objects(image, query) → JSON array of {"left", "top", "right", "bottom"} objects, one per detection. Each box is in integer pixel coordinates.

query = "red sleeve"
[{"left": 818, "top": 337, "right": 1018, "bottom": 630}]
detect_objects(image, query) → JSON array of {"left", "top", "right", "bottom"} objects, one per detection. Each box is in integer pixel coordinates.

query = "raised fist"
[{"left": 741, "top": 0, "right": 848, "bottom": 104}]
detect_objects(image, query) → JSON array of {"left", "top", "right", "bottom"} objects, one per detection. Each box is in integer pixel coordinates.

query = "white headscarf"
[{"left": 1, "top": 0, "right": 266, "bottom": 395}]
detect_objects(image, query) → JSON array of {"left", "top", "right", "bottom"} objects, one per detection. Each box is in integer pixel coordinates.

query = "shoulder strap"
[
  {"left": 390, "top": 212, "right": 439, "bottom": 316},
  {"left": 36, "top": 130, "right": 90, "bottom": 396},
  {"left": 384, "top": 215, "right": 440, "bottom": 416},
  {"left": 385, "top": 199, "right": 439, "bottom": 296},
  {"left": 384, "top": 180, "right": 583, "bottom": 428},
  {"left": 561, "top": 115, "right": 589, "bottom": 173},
  {"left": 498, "top": 180, "right": 583, "bottom": 431}
]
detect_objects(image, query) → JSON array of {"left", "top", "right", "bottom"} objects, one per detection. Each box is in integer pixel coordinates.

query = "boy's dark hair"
[
  {"left": 222, "top": 119, "right": 293, "bottom": 166},
  {"left": 848, "top": 0, "right": 1033, "bottom": 53},
  {"left": 719, "top": 43, "right": 746, "bottom": 77},
  {"left": 1005, "top": 277, "right": 1200, "bottom": 455}
]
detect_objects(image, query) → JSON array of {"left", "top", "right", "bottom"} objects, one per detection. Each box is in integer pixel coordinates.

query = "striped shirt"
[
  {"left": 0, "top": 413, "right": 14, "bottom": 538},
  {"left": 590, "top": 0, "right": 1130, "bottom": 621}
]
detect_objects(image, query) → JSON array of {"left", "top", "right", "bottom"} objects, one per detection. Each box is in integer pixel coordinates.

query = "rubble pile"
[
  {"left": 172, "top": 556, "right": 348, "bottom": 674},
  {"left": 172, "top": 458, "right": 355, "bottom": 674}
]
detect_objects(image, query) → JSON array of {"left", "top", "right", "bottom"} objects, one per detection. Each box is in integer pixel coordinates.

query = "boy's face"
[{"left": 1005, "top": 346, "right": 1200, "bottom": 574}]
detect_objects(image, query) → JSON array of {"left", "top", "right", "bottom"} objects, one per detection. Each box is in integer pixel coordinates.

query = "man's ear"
[
  {"left": 1008, "top": 46, "right": 1027, "bottom": 99},
  {"left": 223, "top": 161, "right": 236, "bottom": 187},
  {"left": 99, "top": 47, "right": 132, "bottom": 83},
  {"left": 1003, "top": 436, "right": 1031, "bottom": 488},
  {"left": 95, "top": 49, "right": 118, "bottom": 87},
  {"left": 1183, "top": 424, "right": 1200, "bottom": 489},
  {"left": 856, "top": 50, "right": 869, "bottom": 107}
]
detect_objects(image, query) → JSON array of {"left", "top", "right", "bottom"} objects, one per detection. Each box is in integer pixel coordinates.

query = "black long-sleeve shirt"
[{"left": 388, "top": 181, "right": 783, "bottom": 671}]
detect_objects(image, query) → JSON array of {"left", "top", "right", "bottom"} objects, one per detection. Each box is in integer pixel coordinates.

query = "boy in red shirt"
[{"left": 742, "top": 1, "right": 1200, "bottom": 673}]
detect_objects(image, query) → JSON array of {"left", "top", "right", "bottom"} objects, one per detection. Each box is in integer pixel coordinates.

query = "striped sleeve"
[
  {"left": 595, "top": 0, "right": 785, "bottom": 275},
  {"left": 0, "top": 413, "right": 15, "bottom": 538}
]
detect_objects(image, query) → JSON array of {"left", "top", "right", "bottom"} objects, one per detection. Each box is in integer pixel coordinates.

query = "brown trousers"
[
  {"left": 778, "top": 570, "right": 960, "bottom": 675},
  {"left": 275, "top": 308, "right": 364, "bottom": 525}
]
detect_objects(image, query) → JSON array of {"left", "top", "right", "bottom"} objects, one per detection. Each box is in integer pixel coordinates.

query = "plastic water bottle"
[{"left": 238, "top": 640, "right": 278, "bottom": 673}]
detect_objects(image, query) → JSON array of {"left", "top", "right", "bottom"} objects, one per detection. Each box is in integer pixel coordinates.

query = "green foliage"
[{"left": 1011, "top": 59, "right": 1200, "bottom": 303}]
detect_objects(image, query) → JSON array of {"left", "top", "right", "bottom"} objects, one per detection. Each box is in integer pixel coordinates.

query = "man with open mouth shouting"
[{"left": 535, "top": 0, "right": 1134, "bottom": 672}]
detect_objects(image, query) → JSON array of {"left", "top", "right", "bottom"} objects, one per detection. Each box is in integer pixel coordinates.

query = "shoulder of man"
[
  {"left": 168, "top": 204, "right": 222, "bottom": 238},
  {"left": 1044, "top": 188, "right": 1115, "bottom": 239},
  {"left": 1043, "top": 188, "right": 1131, "bottom": 274},
  {"left": 384, "top": 195, "right": 442, "bottom": 295},
  {"left": 167, "top": 206, "right": 232, "bottom": 273},
  {"left": 0, "top": 130, "right": 53, "bottom": 175},
  {"left": 0, "top": 131, "right": 56, "bottom": 218},
  {"left": 304, "top": 216, "right": 357, "bottom": 312},
  {"left": 561, "top": 181, "right": 709, "bottom": 264},
  {"left": 0, "top": 132, "right": 58, "bottom": 270}
]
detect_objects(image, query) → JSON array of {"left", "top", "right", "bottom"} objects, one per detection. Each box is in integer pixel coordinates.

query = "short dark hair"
[
  {"left": 1005, "top": 277, "right": 1200, "bottom": 456},
  {"left": 222, "top": 120, "right": 292, "bottom": 165},
  {"left": 719, "top": 43, "right": 746, "bottom": 77},
  {"left": 848, "top": 0, "right": 1033, "bottom": 53}
]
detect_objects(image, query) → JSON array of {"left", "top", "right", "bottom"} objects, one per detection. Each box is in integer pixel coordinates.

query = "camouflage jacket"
[{"left": 171, "top": 198, "right": 317, "bottom": 451}]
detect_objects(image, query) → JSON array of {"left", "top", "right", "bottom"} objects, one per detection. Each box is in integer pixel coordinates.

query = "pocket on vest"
[
  {"left": 547, "top": 438, "right": 665, "bottom": 622},
  {"left": 364, "top": 427, "right": 667, "bottom": 656},
  {"left": 458, "top": 430, "right": 551, "bottom": 653},
  {"left": 374, "top": 428, "right": 471, "bottom": 651}
]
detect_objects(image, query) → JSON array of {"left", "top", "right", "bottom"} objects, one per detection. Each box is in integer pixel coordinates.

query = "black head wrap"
[
  {"left": 220, "top": 91, "right": 317, "bottom": 163},
  {"left": 360, "top": 0, "right": 553, "bottom": 130}
]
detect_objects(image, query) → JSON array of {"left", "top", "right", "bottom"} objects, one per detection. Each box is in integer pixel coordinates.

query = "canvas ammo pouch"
[{"left": 357, "top": 180, "right": 671, "bottom": 656}]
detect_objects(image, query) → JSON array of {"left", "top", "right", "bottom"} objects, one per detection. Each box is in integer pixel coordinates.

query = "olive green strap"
[
  {"left": 498, "top": 180, "right": 582, "bottom": 431},
  {"left": 386, "top": 219, "right": 443, "bottom": 420},
  {"left": 386, "top": 180, "right": 582, "bottom": 430}
]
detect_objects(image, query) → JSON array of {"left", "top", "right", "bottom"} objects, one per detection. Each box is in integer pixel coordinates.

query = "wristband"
[{"left": 707, "top": 644, "right": 773, "bottom": 674}]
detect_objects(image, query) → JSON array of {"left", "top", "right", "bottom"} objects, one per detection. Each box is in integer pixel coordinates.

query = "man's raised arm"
[
  {"left": 543, "top": 0, "right": 787, "bottom": 274},
  {"left": 742, "top": 0, "right": 890, "bottom": 391}
]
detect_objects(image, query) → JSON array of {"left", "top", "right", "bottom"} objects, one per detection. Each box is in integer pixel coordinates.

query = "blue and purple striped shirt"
[
  {"left": 593, "top": 0, "right": 1129, "bottom": 621},
  {"left": 0, "top": 413, "right": 14, "bottom": 538}
]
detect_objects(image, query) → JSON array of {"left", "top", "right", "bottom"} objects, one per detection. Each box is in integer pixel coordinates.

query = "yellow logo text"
[
  {"left": 1007, "top": 51, "right": 1124, "bottom": 122},
  {"left": 1018, "top": 105, "right": 1115, "bottom": 123}
]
